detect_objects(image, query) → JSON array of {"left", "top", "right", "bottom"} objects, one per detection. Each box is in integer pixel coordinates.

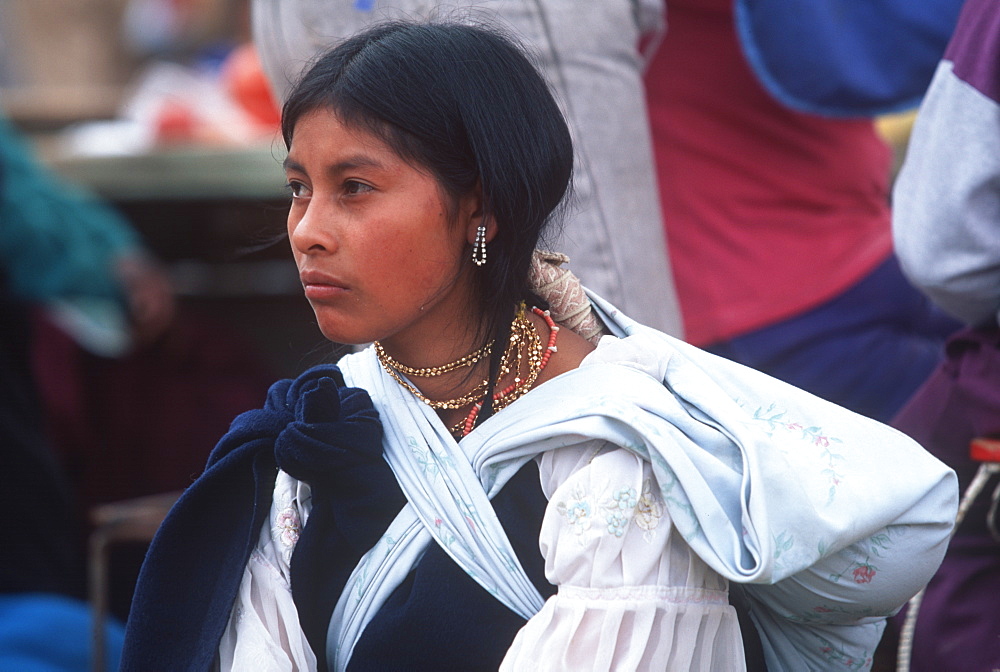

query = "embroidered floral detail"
[
  {"left": 408, "top": 436, "right": 439, "bottom": 478},
  {"left": 353, "top": 534, "right": 399, "bottom": 603},
  {"left": 559, "top": 478, "right": 663, "bottom": 542},
  {"left": 752, "top": 405, "right": 844, "bottom": 449},
  {"left": 831, "top": 555, "right": 879, "bottom": 585},
  {"left": 601, "top": 483, "right": 639, "bottom": 538},
  {"left": 432, "top": 517, "right": 459, "bottom": 550},
  {"left": 273, "top": 506, "right": 300, "bottom": 547},
  {"left": 430, "top": 517, "right": 474, "bottom": 557},
  {"left": 458, "top": 499, "right": 481, "bottom": 537},
  {"left": 774, "top": 530, "right": 794, "bottom": 560},
  {"left": 819, "top": 445, "right": 846, "bottom": 505},
  {"left": 606, "top": 511, "right": 630, "bottom": 537},
  {"left": 751, "top": 404, "right": 846, "bottom": 503},
  {"left": 635, "top": 479, "right": 664, "bottom": 538},
  {"left": 829, "top": 528, "right": 902, "bottom": 586},
  {"left": 560, "top": 500, "right": 593, "bottom": 534},
  {"left": 852, "top": 564, "right": 876, "bottom": 584},
  {"left": 815, "top": 637, "right": 870, "bottom": 670},
  {"left": 611, "top": 486, "right": 638, "bottom": 510},
  {"left": 865, "top": 528, "right": 901, "bottom": 558},
  {"left": 556, "top": 484, "right": 594, "bottom": 536}
]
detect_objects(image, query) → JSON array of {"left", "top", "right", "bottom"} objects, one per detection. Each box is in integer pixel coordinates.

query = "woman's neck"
[
  {"left": 375, "top": 302, "right": 597, "bottom": 436},
  {"left": 375, "top": 306, "right": 495, "bottom": 407}
]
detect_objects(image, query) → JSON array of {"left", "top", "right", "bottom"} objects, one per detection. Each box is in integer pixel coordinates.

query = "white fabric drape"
[
  {"left": 217, "top": 472, "right": 317, "bottom": 671},
  {"left": 500, "top": 441, "right": 745, "bottom": 671}
]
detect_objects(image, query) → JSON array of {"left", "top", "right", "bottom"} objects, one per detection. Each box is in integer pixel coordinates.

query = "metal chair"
[{"left": 88, "top": 491, "right": 180, "bottom": 672}]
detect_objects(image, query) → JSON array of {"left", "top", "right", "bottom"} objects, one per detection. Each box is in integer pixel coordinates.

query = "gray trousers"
[{"left": 252, "top": 0, "right": 682, "bottom": 335}]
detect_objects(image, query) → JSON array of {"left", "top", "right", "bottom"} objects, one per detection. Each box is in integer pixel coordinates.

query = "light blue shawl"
[{"left": 330, "top": 293, "right": 956, "bottom": 671}]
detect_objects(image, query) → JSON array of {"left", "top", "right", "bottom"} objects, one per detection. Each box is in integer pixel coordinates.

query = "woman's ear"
[
  {"left": 466, "top": 212, "right": 498, "bottom": 245},
  {"left": 462, "top": 182, "right": 498, "bottom": 244}
]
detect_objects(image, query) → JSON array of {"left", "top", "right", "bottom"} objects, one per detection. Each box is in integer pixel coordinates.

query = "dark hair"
[{"left": 281, "top": 20, "right": 574, "bottom": 421}]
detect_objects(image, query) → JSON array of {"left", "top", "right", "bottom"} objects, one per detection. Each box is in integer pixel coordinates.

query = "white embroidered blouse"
[
  {"left": 502, "top": 442, "right": 745, "bottom": 670},
  {"left": 217, "top": 450, "right": 745, "bottom": 671}
]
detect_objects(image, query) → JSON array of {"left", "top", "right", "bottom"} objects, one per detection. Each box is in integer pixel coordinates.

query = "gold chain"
[
  {"left": 499, "top": 334, "right": 543, "bottom": 409},
  {"left": 373, "top": 340, "right": 492, "bottom": 377},
  {"left": 377, "top": 361, "right": 488, "bottom": 410},
  {"left": 376, "top": 307, "right": 534, "bottom": 411},
  {"left": 448, "top": 310, "right": 546, "bottom": 436}
]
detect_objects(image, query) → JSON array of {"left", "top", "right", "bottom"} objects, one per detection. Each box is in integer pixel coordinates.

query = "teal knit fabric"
[{"left": 0, "top": 115, "right": 138, "bottom": 305}]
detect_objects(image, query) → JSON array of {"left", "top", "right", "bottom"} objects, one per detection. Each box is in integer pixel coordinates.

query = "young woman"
[{"left": 121, "top": 21, "right": 957, "bottom": 672}]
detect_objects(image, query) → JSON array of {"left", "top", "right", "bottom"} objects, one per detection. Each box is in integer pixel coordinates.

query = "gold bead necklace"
[
  {"left": 455, "top": 306, "right": 557, "bottom": 437},
  {"left": 374, "top": 306, "right": 531, "bottom": 411},
  {"left": 373, "top": 340, "right": 492, "bottom": 377}
]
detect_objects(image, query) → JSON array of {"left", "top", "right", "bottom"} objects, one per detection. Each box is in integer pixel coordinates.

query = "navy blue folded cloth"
[{"left": 120, "top": 365, "right": 400, "bottom": 672}]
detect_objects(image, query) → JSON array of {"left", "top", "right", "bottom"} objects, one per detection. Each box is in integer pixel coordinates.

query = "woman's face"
[{"left": 284, "top": 108, "right": 482, "bottom": 350}]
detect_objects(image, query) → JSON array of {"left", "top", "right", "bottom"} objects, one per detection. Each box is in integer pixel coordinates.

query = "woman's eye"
[
  {"left": 344, "top": 180, "right": 374, "bottom": 195},
  {"left": 285, "top": 181, "right": 310, "bottom": 199}
]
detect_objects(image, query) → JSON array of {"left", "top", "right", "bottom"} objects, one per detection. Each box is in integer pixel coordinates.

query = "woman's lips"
[{"left": 300, "top": 271, "right": 349, "bottom": 300}]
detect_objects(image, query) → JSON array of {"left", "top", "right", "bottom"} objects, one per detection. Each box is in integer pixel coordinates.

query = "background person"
[
  {"left": 0, "top": 109, "right": 166, "bottom": 672},
  {"left": 887, "top": 0, "right": 1000, "bottom": 668},
  {"left": 645, "top": 0, "right": 964, "bottom": 422}
]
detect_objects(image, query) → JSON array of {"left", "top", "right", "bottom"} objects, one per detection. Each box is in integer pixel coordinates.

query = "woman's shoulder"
[
  {"left": 538, "top": 315, "right": 677, "bottom": 388},
  {"left": 581, "top": 333, "right": 671, "bottom": 380},
  {"left": 531, "top": 309, "right": 596, "bottom": 384}
]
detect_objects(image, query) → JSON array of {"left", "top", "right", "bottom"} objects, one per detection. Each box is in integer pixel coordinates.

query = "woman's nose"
[{"left": 289, "top": 201, "right": 338, "bottom": 255}]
